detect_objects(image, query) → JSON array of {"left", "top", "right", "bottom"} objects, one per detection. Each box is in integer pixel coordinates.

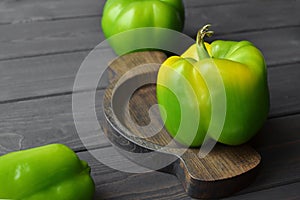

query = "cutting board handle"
[{"left": 167, "top": 147, "right": 260, "bottom": 198}]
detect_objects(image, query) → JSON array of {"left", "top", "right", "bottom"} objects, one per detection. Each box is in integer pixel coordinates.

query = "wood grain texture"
[
  {"left": 0, "top": 0, "right": 264, "bottom": 25},
  {"left": 0, "top": 90, "right": 107, "bottom": 155},
  {"left": 0, "top": 53, "right": 299, "bottom": 157},
  {"left": 0, "top": 0, "right": 299, "bottom": 199},
  {"left": 184, "top": 1, "right": 300, "bottom": 36},
  {"left": 0, "top": 55, "right": 298, "bottom": 199},
  {"left": 0, "top": 17, "right": 103, "bottom": 60},
  {"left": 77, "top": 150, "right": 188, "bottom": 200},
  {"left": 75, "top": 127, "right": 300, "bottom": 200},
  {"left": 0, "top": 51, "right": 88, "bottom": 101},
  {"left": 1, "top": 50, "right": 299, "bottom": 118},
  {"left": 224, "top": 182, "right": 300, "bottom": 200},
  {"left": 0, "top": 3, "right": 299, "bottom": 61},
  {"left": 268, "top": 63, "right": 300, "bottom": 117},
  {"left": 0, "top": 49, "right": 112, "bottom": 102},
  {"left": 1, "top": 85, "right": 299, "bottom": 155},
  {"left": 0, "top": 89, "right": 299, "bottom": 199},
  {"left": 0, "top": 0, "right": 105, "bottom": 25}
]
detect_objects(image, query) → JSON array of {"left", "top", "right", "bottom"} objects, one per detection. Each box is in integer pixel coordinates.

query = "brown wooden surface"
[{"left": 0, "top": 0, "right": 299, "bottom": 199}]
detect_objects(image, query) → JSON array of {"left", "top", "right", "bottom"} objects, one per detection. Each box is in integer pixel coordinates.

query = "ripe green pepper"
[
  {"left": 157, "top": 25, "right": 270, "bottom": 147},
  {"left": 0, "top": 144, "right": 95, "bottom": 200},
  {"left": 101, "top": 0, "right": 185, "bottom": 39},
  {"left": 101, "top": 0, "right": 185, "bottom": 55}
]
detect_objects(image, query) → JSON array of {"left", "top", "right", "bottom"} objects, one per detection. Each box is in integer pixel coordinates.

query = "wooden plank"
[
  {"left": 1, "top": 93, "right": 300, "bottom": 154},
  {"left": 0, "top": 17, "right": 103, "bottom": 60},
  {"left": 75, "top": 127, "right": 300, "bottom": 200},
  {"left": 0, "top": 0, "right": 105, "bottom": 24},
  {"left": 81, "top": 113, "right": 300, "bottom": 199},
  {"left": 186, "top": 0, "right": 287, "bottom": 8},
  {"left": 0, "top": 51, "right": 88, "bottom": 102},
  {"left": 253, "top": 114, "right": 300, "bottom": 150},
  {"left": 268, "top": 63, "right": 300, "bottom": 117},
  {"left": 0, "top": 0, "right": 256, "bottom": 25},
  {"left": 186, "top": 0, "right": 244, "bottom": 7},
  {"left": 0, "top": 1, "right": 298, "bottom": 199},
  {"left": 76, "top": 151, "right": 189, "bottom": 200},
  {"left": 184, "top": 1, "right": 300, "bottom": 36},
  {"left": 1, "top": 52, "right": 299, "bottom": 118},
  {"left": 0, "top": 3, "right": 299, "bottom": 61},
  {"left": 0, "top": 92, "right": 299, "bottom": 196},
  {"left": 0, "top": 48, "right": 113, "bottom": 102},
  {"left": 225, "top": 182, "right": 300, "bottom": 200},
  {"left": 0, "top": 91, "right": 106, "bottom": 155},
  {"left": 241, "top": 143, "right": 300, "bottom": 194}
]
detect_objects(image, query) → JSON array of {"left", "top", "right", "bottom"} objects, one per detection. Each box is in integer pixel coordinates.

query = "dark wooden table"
[{"left": 0, "top": 0, "right": 299, "bottom": 199}]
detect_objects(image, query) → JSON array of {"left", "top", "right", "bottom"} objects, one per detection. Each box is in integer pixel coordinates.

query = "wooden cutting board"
[{"left": 102, "top": 51, "right": 261, "bottom": 199}]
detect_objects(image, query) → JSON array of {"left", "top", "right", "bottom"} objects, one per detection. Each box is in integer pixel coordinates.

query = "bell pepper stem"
[{"left": 196, "top": 24, "right": 214, "bottom": 60}]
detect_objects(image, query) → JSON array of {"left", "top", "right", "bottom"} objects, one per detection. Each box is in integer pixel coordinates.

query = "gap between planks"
[
  {"left": 0, "top": 25, "right": 300, "bottom": 62},
  {"left": 75, "top": 143, "right": 300, "bottom": 199},
  {"left": 0, "top": 61, "right": 300, "bottom": 123},
  {"left": 0, "top": 1, "right": 299, "bottom": 61},
  {"left": 1, "top": 80, "right": 300, "bottom": 121},
  {"left": 0, "top": 24, "right": 299, "bottom": 63},
  {"left": 0, "top": 86, "right": 299, "bottom": 198},
  {"left": 0, "top": 0, "right": 259, "bottom": 26}
]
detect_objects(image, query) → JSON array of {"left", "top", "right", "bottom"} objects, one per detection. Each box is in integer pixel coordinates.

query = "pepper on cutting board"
[
  {"left": 0, "top": 144, "right": 95, "bottom": 200},
  {"left": 157, "top": 24, "right": 270, "bottom": 147}
]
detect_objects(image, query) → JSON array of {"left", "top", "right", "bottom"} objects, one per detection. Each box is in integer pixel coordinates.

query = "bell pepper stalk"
[
  {"left": 0, "top": 144, "right": 95, "bottom": 200},
  {"left": 157, "top": 24, "right": 270, "bottom": 147}
]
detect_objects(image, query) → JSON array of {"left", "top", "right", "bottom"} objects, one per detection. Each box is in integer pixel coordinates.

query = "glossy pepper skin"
[
  {"left": 0, "top": 144, "right": 95, "bottom": 200},
  {"left": 157, "top": 25, "right": 269, "bottom": 147},
  {"left": 101, "top": 0, "right": 185, "bottom": 39}
]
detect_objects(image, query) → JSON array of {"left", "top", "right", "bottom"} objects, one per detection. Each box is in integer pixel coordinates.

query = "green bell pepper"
[
  {"left": 0, "top": 144, "right": 95, "bottom": 200},
  {"left": 157, "top": 25, "right": 270, "bottom": 147},
  {"left": 101, "top": 0, "right": 185, "bottom": 55},
  {"left": 101, "top": 0, "right": 185, "bottom": 39}
]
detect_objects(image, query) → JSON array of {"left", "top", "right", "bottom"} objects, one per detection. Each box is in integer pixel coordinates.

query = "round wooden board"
[{"left": 102, "top": 51, "right": 261, "bottom": 199}]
